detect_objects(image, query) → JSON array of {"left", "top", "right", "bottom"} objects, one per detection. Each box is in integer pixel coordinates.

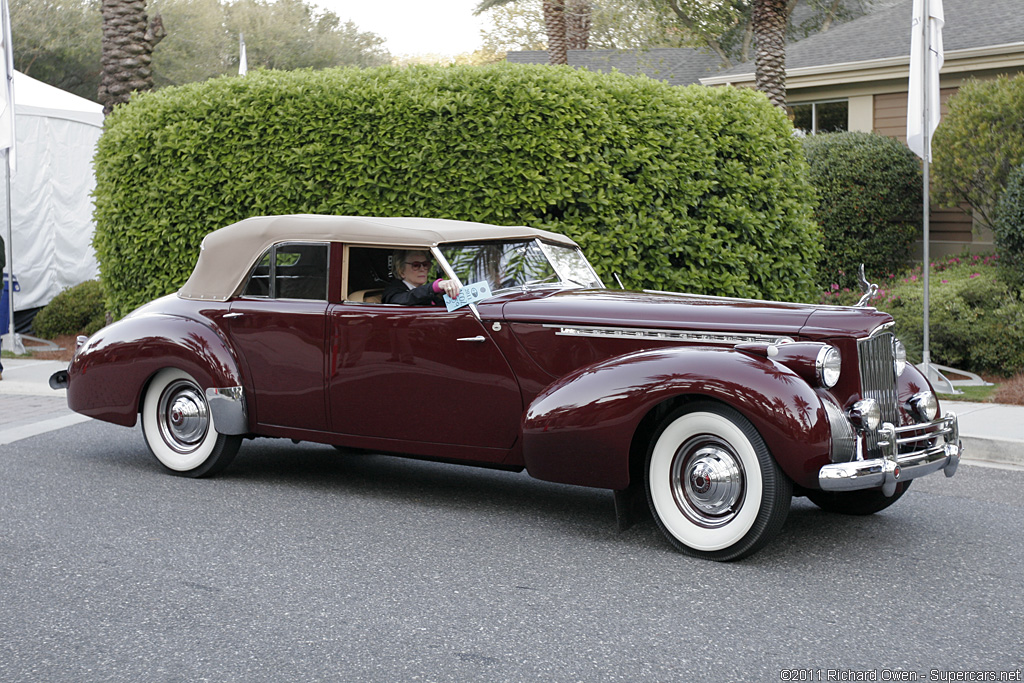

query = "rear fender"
[
  {"left": 522, "top": 346, "right": 831, "bottom": 490},
  {"left": 67, "top": 314, "right": 245, "bottom": 427}
]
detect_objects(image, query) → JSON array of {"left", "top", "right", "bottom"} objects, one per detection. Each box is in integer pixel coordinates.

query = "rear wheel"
[
  {"left": 806, "top": 481, "right": 911, "bottom": 515},
  {"left": 141, "top": 369, "right": 242, "bottom": 477},
  {"left": 645, "top": 402, "right": 792, "bottom": 561}
]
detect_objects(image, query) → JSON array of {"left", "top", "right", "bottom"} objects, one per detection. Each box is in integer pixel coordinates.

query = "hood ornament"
[{"left": 855, "top": 264, "right": 879, "bottom": 307}]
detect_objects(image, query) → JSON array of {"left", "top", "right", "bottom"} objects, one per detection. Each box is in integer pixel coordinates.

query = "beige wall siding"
[
  {"left": 848, "top": 95, "right": 874, "bottom": 132},
  {"left": 872, "top": 88, "right": 957, "bottom": 141},
  {"left": 872, "top": 88, "right": 974, "bottom": 246},
  {"left": 931, "top": 206, "right": 976, "bottom": 243}
]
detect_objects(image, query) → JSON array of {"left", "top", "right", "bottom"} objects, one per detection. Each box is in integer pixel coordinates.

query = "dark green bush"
[
  {"left": 93, "top": 64, "right": 821, "bottom": 317},
  {"left": 801, "top": 131, "right": 921, "bottom": 289},
  {"left": 32, "top": 280, "right": 106, "bottom": 338},
  {"left": 875, "top": 255, "right": 1024, "bottom": 377},
  {"left": 994, "top": 163, "right": 1024, "bottom": 286}
]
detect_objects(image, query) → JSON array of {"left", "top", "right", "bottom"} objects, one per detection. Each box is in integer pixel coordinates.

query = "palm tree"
[
  {"left": 98, "top": 0, "right": 166, "bottom": 114},
  {"left": 565, "top": 0, "right": 591, "bottom": 51},
  {"left": 752, "top": 0, "right": 790, "bottom": 108},
  {"left": 542, "top": 0, "right": 569, "bottom": 64},
  {"left": 475, "top": 0, "right": 590, "bottom": 65}
]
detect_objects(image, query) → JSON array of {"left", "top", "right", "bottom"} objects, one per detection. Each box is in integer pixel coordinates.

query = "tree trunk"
[
  {"left": 99, "top": 0, "right": 166, "bottom": 114},
  {"left": 753, "top": 0, "right": 788, "bottom": 109},
  {"left": 542, "top": 0, "right": 568, "bottom": 65},
  {"left": 565, "top": 0, "right": 591, "bottom": 51}
]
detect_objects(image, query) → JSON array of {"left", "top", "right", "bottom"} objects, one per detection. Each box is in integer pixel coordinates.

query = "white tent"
[{"left": 7, "top": 70, "right": 103, "bottom": 314}]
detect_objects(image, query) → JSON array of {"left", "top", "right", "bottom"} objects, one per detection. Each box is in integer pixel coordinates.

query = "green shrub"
[
  {"left": 873, "top": 255, "right": 1024, "bottom": 377},
  {"left": 32, "top": 280, "right": 107, "bottom": 338},
  {"left": 993, "top": 163, "right": 1024, "bottom": 286},
  {"left": 801, "top": 131, "right": 921, "bottom": 289},
  {"left": 93, "top": 64, "right": 822, "bottom": 317},
  {"left": 933, "top": 74, "right": 1024, "bottom": 230}
]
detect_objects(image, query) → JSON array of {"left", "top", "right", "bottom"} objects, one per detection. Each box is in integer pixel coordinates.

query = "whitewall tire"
[
  {"left": 645, "top": 401, "right": 792, "bottom": 561},
  {"left": 141, "top": 368, "right": 242, "bottom": 477}
]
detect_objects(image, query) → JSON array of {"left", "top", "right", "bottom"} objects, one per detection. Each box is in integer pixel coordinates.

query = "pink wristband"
[{"left": 431, "top": 278, "right": 443, "bottom": 293}]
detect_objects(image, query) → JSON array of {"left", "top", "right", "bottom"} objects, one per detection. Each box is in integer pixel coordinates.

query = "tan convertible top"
[{"left": 179, "top": 214, "right": 579, "bottom": 302}]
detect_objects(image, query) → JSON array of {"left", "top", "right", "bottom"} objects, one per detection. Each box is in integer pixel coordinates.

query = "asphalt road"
[{"left": 1, "top": 420, "right": 1022, "bottom": 682}]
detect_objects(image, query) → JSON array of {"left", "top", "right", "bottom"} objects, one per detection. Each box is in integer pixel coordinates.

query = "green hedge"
[
  {"left": 801, "top": 131, "right": 921, "bottom": 289},
  {"left": 32, "top": 280, "right": 107, "bottom": 338},
  {"left": 94, "top": 64, "right": 822, "bottom": 317}
]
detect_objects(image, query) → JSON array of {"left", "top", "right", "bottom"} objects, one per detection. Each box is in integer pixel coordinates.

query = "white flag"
[
  {"left": 239, "top": 33, "right": 248, "bottom": 76},
  {"left": 0, "top": 0, "right": 16, "bottom": 171},
  {"left": 907, "top": 0, "right": 944, "bottom": 160}
]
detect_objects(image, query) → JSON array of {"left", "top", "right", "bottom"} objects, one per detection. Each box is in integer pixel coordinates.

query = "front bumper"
[{"left": 818, "top": 412, "right": 961, "bottom": 495}]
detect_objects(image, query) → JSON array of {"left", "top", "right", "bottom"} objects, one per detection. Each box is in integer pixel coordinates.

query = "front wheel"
[
  {"left": 141, "top": 368, "right": 242, "bottom": 477},
  {"left": 645, "top": 402, "right": 792, "bottom": 561}
]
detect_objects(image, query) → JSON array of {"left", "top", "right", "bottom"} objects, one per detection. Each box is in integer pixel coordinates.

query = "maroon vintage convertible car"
[{"left": 52, "top": 215, "right": 962, "bottom": 560}]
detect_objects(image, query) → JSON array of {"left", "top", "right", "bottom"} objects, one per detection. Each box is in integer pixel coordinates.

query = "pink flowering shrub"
[{"left": 821, "top": 253, "right": 1024, "bottom": 376}]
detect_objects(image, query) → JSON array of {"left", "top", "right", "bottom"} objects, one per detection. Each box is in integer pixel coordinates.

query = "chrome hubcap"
[
  {"left": 671, "top": 436, "right": 744, "bottom": 528},
  {"left": 157, "top": 380, "right": 209, "bottom": 453}
]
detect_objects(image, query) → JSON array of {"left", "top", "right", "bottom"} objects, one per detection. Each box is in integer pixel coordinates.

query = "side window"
[
  {"left": 242, "top": 251, "right": 272, "bottom": 297},
  {"left": 345, "top": 247, "right": 394, "bottom": 303},
  {"left": 275, "top": 243, "right": 328, "bottom": 300},
  {"left": 241, "top": 243, "right": 328, "bottom": 300}
]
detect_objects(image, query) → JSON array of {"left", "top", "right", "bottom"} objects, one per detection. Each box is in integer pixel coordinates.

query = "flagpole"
[{"left": 921, "top": 0, "right": 931, "bottom": 382}]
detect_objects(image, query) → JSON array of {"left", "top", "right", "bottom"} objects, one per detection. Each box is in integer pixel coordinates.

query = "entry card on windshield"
[{"left": 444, "top": 280, "right": 492, "bottom": 312}]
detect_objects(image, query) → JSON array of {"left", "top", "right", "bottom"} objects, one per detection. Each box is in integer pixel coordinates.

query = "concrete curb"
[{"left": 959, "top": 436, "right": 1024, "bottom": 469}]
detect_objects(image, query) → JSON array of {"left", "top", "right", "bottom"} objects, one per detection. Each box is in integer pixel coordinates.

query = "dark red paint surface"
[{"left": 65, "top": 245, "right": 919, "bottom": 492}]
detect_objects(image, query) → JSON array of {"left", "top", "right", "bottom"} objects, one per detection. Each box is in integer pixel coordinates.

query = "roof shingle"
[
  {"left": 506, "top": 48, "right": 722, "bottom": 86},
  {"left": 717, "top": 0, "right": 1024, "bottom": 77}
]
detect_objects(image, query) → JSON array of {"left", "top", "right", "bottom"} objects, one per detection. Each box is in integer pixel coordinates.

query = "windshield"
[{"left": 439, "top": 239, "right": 603, "bottom": 295}]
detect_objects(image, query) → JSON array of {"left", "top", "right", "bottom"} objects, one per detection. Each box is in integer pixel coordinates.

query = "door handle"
[
  {"left": 457, "top": 336, "right": 486, "bottom": 343},
  {"left": 223, "top": 312, "right": 243, "bottom": 319}
]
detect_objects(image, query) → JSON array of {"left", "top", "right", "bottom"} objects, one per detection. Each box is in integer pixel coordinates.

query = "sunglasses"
[{"left": 404, "top": 261, "right": 431, "bottom": 270}]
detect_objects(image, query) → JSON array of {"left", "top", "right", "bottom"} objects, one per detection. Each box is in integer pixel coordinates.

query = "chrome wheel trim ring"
[
  {"left": 670, "top": 436, "right": 745, "bottom": 528},
  {"left": 157, "top": 380, "right": 210, "bottom": 454}
]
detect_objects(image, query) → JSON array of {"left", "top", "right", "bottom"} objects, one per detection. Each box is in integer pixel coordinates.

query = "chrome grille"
[{"left": 858, "top": 330, "right": 899, "bottom": 455}]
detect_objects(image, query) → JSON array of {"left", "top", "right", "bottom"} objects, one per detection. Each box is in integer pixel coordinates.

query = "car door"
[
  {"left": 223, "top": 242, "right": 330, "bottom": 432},
  {"left": 326, "top": 302, "right": 522, "bottom": 452}
]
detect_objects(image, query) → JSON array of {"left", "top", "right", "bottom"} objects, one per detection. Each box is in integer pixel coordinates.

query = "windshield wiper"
[
  {"left": 519, "top": 274, "right": 592, "bottom": 291},
  {"left": 520, "top": 273, "right": 560, "bottom": 291}
]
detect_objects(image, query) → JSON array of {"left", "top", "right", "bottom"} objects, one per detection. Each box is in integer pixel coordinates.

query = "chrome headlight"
[
  {"left": 816, "top": 345, "right": 842, "bottom": 388},
  {"left": 909, "top": 391, "right": 938, "bottom": 422},
  {"left": 893, "top": 338, "right": 907, "bottom": 376},
  {"left": 848, "top": 398, "right": 881, "bottom": 432}
]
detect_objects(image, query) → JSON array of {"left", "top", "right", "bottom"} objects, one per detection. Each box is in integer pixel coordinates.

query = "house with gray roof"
[
  {"left": 701, "top": 0, "right": 1024, "bottom": 254},
  {"left": 508, "top": 0, "right": 1024, "bottom": 255}
]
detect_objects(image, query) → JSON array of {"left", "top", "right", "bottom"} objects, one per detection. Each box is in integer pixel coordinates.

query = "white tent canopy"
[{"left": 7, "top": 70, "right": 103, "bottom": 312}]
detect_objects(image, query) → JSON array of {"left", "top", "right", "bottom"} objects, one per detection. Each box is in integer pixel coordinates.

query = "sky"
[{"left": 317, "top": 0, "right": 489, "bottom": 58}]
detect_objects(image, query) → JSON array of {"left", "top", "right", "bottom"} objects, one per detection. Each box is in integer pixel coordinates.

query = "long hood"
[{"left": 492, "top": 289, "right": 892, "bottom": 340}]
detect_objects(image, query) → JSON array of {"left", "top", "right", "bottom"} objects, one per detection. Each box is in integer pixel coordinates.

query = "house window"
[{"left": 788, "top": 100, "right": 848, "bottom": 135}]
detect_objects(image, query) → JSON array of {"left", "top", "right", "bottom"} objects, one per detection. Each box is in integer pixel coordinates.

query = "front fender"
[
  {"left": 67, "top": 313, "right": 246, "bottom": 428},
  {"left": 521, "top": 346, "right": 831, "bottom": 490}
]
